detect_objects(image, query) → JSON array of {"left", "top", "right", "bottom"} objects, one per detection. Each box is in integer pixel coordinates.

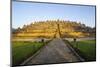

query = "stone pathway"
[{"left": 24, "top": 38, "right": 82, "bottom": 65}]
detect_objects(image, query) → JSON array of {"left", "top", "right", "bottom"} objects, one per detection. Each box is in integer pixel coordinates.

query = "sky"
[{"left": 12, "top": 1, "right": 96, "bottom": 28}]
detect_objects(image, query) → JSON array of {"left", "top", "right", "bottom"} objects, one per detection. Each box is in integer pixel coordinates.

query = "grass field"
[
  {"left": 70, "top": 40, "right": 96, "bottom": 61},
  {"left": 12, "top": 41, "right": 44, "bottom": 65}
]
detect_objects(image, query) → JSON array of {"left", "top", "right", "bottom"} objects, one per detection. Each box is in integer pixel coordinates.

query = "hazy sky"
[{"left": 12, "top": 1, "right": 96, "bottom": 28}]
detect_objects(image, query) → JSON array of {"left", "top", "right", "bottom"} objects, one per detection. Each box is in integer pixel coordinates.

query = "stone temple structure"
[{"left": 12, "top": 20, "right": 95, "bottom": 39}]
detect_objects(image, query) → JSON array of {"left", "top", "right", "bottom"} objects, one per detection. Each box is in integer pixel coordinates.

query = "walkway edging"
[
  {"left": 63, "top": 40, "right": 85, "bottom": 61},
  {"left": 20, "top": 40, "right": 52, "bottom": 65}
]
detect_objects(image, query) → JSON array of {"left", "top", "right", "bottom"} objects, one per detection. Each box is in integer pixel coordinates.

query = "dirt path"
[{"left": 24, "top": 38, "right": 82, "bottom": 65}]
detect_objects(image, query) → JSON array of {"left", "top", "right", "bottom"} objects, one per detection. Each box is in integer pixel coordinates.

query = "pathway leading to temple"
[{"left": 22, "top": 38, "right": 84, "bottom": 65}]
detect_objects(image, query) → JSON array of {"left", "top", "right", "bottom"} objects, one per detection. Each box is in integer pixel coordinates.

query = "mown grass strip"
[
  {"left": 12, "top": 41, "right": 44, "bottom": 66},
  {"left": 70, "top": 40, "right": 96, "bottom": 61}
]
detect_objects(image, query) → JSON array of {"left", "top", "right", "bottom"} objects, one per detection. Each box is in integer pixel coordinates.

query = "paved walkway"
[{"left": 24, "top": 38, "right": 81, "bottom": 65}]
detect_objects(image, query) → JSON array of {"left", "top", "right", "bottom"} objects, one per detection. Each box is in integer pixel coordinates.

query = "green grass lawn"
[
  {"left": 12, "top": 41, "right": 44, "bottom": 65},
  {"left": 70, "top": 40, "right": 96, "bottom": 61}
]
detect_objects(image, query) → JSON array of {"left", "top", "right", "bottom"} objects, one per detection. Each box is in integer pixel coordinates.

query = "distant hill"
[{"left": 12, "top": 20, "right": 95, "bottom": 39}]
